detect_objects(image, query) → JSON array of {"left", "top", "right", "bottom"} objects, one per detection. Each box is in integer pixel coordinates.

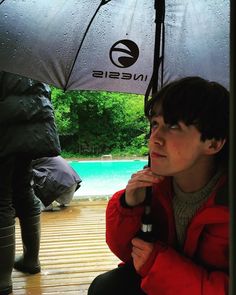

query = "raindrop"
[{"left": 4, "top": 14, "right": 8, "bottom": 18}]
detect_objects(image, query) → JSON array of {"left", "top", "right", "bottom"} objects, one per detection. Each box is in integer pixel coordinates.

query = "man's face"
[{"left": 148, "top": 113, "right": 210, "bottom": 179}]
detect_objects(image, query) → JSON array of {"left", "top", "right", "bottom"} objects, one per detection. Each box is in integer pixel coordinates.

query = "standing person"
[
  {"left": 32, "top": 156, "right": 82, "bottom": 211},
  {"left": 0, "top": 71, "right": 61, "bottom": 295},
  {"left": 88, "top": 77, "right": 229, "bottom": 295}
]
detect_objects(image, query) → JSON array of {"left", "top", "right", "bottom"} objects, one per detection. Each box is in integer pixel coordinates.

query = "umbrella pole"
[
  {"left": 145, "top": 0, "right": 165, "bottom": 195},
  {"left": 151, "top": 0, "right": 165, "bottom": 95},
  {"left": 144, "top": 0, "right": 165, "bottom": 107},
  {"left": 141, "top": 0, "right": 166, "bottom": 241}
]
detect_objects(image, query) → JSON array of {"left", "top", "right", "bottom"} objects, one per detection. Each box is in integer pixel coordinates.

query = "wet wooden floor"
[{"left": 12, "top": 199, "right": 120, "bottom": 295}]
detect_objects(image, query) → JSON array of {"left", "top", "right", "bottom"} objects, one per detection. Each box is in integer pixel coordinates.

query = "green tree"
[{"left": 51, "top": 88, "right": 149, "bottom": 156}]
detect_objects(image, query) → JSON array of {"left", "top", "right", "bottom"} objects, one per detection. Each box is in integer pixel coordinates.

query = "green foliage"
[{"left": 51, "top": 87, "right": 149, "bottom": 155}]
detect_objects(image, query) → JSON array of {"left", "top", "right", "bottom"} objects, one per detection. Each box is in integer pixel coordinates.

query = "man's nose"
[{"left": 151, "top": 128, "right": 164, "bottom": 146}]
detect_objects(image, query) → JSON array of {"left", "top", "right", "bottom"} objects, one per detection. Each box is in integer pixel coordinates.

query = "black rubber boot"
[
  {"left": 0, "top": 225, "right": 15, "bottom": 295},
  {"left": 14, "top": 215, "right": 41, "bottom": 274}
]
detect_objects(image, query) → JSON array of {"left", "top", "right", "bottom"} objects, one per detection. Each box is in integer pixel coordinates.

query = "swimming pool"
[{"left": 69, "top": 159, "right": 148, "bottom": 197}]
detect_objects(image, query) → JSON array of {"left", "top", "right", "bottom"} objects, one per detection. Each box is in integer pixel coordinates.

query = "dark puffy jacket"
[{"left": 0, "top": 71, "right": 61, "bottom": 158}]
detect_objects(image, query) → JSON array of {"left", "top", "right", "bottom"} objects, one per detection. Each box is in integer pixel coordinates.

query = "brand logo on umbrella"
[{"left": 109, "top": 39, "right": 139, "bottom": 68}]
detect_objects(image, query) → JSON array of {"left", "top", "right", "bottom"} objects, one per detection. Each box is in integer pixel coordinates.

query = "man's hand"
[
  {"left": 131, "top": 237, "right": 154, "bottom": 272},
  {"left": 125, "top": 168, "right": 164, "bottom": 207}
]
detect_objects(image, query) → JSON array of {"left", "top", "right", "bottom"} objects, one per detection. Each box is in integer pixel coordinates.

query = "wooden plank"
[{"left": 12, "top": 199, "right": 120, "bottom": 294}]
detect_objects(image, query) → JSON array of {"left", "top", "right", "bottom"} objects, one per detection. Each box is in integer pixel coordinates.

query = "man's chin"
[{"left": 150, "top": 167, "right": 165, "bottom": 177}]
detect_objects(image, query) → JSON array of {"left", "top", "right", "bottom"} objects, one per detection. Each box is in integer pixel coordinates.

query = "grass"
[{"left": 61, "top": 147, "right": 149, "bottom": 160}]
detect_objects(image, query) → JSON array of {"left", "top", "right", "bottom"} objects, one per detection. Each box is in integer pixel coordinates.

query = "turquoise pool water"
[{"left": 69, "top": 160, "right": 148, "bottom": 197}]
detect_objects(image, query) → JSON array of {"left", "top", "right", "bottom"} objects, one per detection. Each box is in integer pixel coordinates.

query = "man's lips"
[{"left": 151, "top": 152, "right": 166, "bottom": 158}]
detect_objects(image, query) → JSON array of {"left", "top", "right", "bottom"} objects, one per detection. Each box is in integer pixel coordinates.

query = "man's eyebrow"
[{"left": 151, "top": 110, "right": 163, "bottom": 118}]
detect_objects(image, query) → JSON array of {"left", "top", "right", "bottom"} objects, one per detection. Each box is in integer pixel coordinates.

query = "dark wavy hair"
[{"left": 145, "top": 76, "right": 229, "bottom": 167}]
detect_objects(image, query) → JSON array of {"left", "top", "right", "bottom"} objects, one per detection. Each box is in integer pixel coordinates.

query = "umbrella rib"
[
  {"left": 64, "top": 0, "right": 111, "bottom": 91},
  {"left": 151, "top": 0, "right": 165, "bottom": 95},
  {"left": 144, "top": 0, "right": 166, "bottom": 217},
  {"left": 144, "top": 0, "right": 165, "bottom": 107}
]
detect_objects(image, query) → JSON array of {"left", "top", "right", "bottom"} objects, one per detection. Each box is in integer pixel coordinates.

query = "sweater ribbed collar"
[{"left": 173, "top": 169, "right": 223, "bottom": 205}]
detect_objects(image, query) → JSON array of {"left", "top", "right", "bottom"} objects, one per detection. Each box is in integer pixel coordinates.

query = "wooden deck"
[{"left": 12, "top": 199, "right": 120, "bottom": 295}]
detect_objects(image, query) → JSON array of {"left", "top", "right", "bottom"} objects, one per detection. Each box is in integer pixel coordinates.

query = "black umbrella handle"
[{"left": 135, "top": 155, "right": 156, "bottom": 243}]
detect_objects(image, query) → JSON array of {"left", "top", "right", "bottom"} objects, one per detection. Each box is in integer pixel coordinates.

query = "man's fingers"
[
  {"left": 130, "top": 169, "right": 164, "bottom": 184},
  {"left": 132, "top": 238, "right": 154, "bottom": 251},
  {"left": 132, "top": 246, "right": 143, "bottom": 257}
]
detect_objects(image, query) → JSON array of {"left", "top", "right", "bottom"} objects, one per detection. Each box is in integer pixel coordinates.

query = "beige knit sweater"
[{"left": 172, "top": 170, "right": 222, "bottom": 247}]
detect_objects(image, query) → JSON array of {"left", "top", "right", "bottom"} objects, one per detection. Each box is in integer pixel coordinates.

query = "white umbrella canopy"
[{"left": 0, "top": 0, "right": 230, "bottom": 94}]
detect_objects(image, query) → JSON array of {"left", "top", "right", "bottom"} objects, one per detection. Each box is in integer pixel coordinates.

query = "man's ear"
[{"left": 205, "top": 138, "right": 226, "bottom": 155}]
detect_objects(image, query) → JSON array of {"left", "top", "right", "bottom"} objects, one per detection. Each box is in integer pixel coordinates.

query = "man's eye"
[
  {"left": 151, "top": 121, "right": 158, "bottom": 128},
  {"left": 168, "top": 124, "right": 180, "bottom": 130}
]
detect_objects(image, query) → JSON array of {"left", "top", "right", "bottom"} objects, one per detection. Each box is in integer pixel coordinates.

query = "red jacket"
[{"left": 106, "top": 175, "right": 229, "bottom": 295}]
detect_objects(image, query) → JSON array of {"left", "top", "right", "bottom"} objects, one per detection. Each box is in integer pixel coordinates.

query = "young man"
[{"left": 88, "top": 77, "right": 229, "bottom": 295}]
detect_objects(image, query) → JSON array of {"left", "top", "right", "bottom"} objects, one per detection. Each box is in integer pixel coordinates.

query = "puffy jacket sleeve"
[
  {"left": 106, "top": 189, "right": 145, "bottom": 262},
  {"left": 140, "top": 246, "right": 228, "bottom": 295}
]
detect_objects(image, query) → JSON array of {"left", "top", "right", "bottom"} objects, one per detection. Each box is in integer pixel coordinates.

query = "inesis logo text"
[{"left": 92, "top": 39, "right": 148, "bottom": 82}]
